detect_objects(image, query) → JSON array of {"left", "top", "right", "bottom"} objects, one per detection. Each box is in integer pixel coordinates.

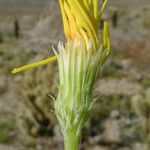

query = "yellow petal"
[
  {"left": 11, "top": 56, "right": 57, "bottom": 74},
  {"left": 98, "top": 0, "right": 108, "bottom": 21},
  {"left": 93, "top": 0, "right": 99, "bottom": 19},
  {"left": 103, "top": 21, "right": 111, "bottom": 51}
]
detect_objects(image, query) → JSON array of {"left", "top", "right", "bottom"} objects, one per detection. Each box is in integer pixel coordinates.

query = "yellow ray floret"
[
  {"left": 11, "top": 56, "right": 57, "bottom": 74},
  {"left": 93, "top": 0, "right": 99, "bottom": 19},
  {"left": 59, "top": 0, "right": 71, "bottom": 40},
  {"left": 98, "top": 0, "right": 108, "bottom": 21},
  {"left": 66, "top": 0, "right": 99, "bottom": 49},
  {"left": 103, "top": 21, "right": 111, "bottom": 51}
]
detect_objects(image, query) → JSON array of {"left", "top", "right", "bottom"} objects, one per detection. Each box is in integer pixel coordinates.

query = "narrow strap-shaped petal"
[
  {"left": 83, "top": 0, "right": 90, "bottom": 12},
  {"left": 67, "top": 0, "right": 99, "bottom": 50},
  {"left": 103, "top": 21, "right": 111, "bottom": 51},
  {"left": 98, "top": 0, "right": 108, "bottom": 21},
  {"left": 103, "top": 21, "right": 110, "bottom": 51},
  {"left": 102, "top": 21, "right": 111, "bottom": 64},
  {"left": 93, "top": 0, "right": 99, "bottom": 19},
  {"left": 11, "top": 56, "right": 57, "bottom": 74},
  {"left": 59, "top": 0, "right": 71, "bottom": 39}
]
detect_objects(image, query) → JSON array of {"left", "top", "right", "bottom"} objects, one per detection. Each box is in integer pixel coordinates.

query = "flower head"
[
  {"left": 12, "top": 0, "right": 110, "bottom": 74},
  {"left": 11, "top": 1, "right": 111, "bottom": 149}
]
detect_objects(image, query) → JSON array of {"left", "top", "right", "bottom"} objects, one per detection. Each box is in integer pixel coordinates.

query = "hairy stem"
[{"left": 64, "top": 133, "right": 81, "bottom": 150}]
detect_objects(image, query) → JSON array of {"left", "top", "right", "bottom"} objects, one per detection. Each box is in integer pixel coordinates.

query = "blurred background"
[{"left": 0, "top": 0, "right": 150, "bottom": 150}]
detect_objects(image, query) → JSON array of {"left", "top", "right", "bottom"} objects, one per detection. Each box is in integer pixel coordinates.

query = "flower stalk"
[{"left": 64, "top": 130, "right": 81, "bottom": 150}]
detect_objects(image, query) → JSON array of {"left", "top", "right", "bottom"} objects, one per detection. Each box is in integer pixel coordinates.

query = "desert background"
[{"left": 0, "top": 0, "right": 150, "bottom": 150}]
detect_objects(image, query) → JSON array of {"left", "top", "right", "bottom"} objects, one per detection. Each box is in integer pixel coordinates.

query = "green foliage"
[
  {"left": 141, "top": 78, "right": 150, "bottom": 89},
  {"left": 102, "top": 62, "right": 124, "bottom": 78},
  {"left": 132, "top": 88, "right": 150, "bottom": 143},
  {"left": 3, "top": 49, "right": 14, "bottom": 61},
  {"left": 92, "top": 95, "right": 133, "bottom": 120},
  {"left": 17, "top": 64, "right": 57, "bottom": 137},
  {"left": 102, "top": 50, "right": 124, "bottom": 78},
  {"left": 17, "top": 50, "right": 36, "bottom": 65},
  {"left": 0, "top": 122, "right": 14, "bottom": 143}
]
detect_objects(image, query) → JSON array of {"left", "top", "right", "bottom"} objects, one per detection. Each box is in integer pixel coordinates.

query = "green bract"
[{"left": 55, "top": 39, "right": 109, "bottom": 150}]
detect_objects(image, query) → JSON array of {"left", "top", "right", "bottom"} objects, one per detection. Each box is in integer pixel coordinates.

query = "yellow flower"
[
  {"left": 11, "top": 0, "right": 110, "bottom": 75},
  {"left": 54, "top": 1, "right": 111, "bottom": 147},
  {"left": 12, "top": 1, "right": 111, "bottom": 150},
  {"left": 60, "top": 0, "right": 109, "bottom": 52}
]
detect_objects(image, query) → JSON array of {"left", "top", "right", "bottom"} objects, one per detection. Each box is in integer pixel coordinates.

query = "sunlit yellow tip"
[
  {"left": 11, "top": 68, "right": 19, "bottom": 74},
  {"left": 103, "top": 21, "right": 111, "bottom": 51},
  {"left": 11, "top": 56, "right": 57, "bottom": 74}
]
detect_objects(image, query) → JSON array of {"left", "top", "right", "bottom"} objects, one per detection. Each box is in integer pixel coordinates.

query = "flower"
[
  {"left": 60, "top": 0, "right": 110, "bottom": 52},
  {"left": 12, "top": 1, "right": 111, "bottom": 149},
  {"left": 54, "top": 0, "right": 111, "bottom": 148},
  {"left": 11, "top": 0, "right": 110, "bottom": 74}
]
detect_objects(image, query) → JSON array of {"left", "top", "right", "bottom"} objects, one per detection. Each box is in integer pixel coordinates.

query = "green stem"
[{"left": 64, "top": 134, "right": 81, "bottom": 150}]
